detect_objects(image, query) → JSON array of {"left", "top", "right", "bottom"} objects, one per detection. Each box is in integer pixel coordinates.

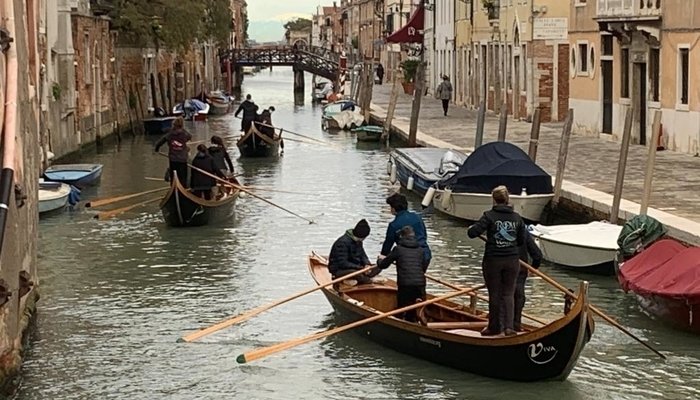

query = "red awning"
[{"left": 386, "top": 6, "right": 424, "bottom": 44}]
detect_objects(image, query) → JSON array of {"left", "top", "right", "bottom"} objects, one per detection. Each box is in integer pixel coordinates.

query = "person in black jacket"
[
  {"left": 376, "top": 225, "right": 427, "bottom": 322},
  {"left": 467, "top": 185, "right": 527, "bottom": 336},
  {"left": 190, "top": 144, "right": 225, "bottom": 200},
  {"left": 328, "top": 219, "right": 373, "bottom": 284},
  {"left": 234, "top": 94, "right": 259, "bottom": 133},
  {"left": 208, "top": 136, "right": 234, "bottom": 176},
  {"left": 154, "top": 116, "right": 192, "bottom": 186},
  {"left": 500, "top": 230, "right": 542, "bottom": 332}
]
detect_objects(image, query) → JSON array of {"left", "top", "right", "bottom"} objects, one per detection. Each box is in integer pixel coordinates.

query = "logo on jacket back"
[
  {"left": 494, "top": 221, "right": 517, "bottom": 247},
  {"left": 527, "top": 342, "right": 557, "bottom": 365},
  {"left": 170, "top": 139, "right": 185, "bottom": 151}
]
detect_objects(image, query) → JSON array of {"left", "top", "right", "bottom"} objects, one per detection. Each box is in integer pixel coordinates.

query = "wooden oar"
[
  {"left": 425, "top": 274, "right": 547, "bottom": 325},
  {"left": 273, "top": 136, "right": 339, "bottom": 149},
  {"left": 179, "top": 265, "right": 374, "bottom": 343},
  {"left": 236, "top": 286, "right": 479, "bottom": 364},
  {"left": 86, "top": 187, "right": 168, "bottom": 208},
  {"left": 475, "top": 235, "right": 666, "bottom": 359},
  {"left": 235, "top": 116, "right": 332, "bottom": 146},
  {"left": 94, "top": 196, "right": 161, "bottom": 220},
  {"left": 156, "top": 153, "right": 315, "bottom": 224}
]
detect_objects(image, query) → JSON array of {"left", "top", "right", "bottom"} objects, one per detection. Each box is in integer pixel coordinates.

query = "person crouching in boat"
[
  {"left": 328, "top": 219, "right": 375, "bottom": 285},
  {"left": 467, "top": 185, "right": 527, "bottom": 337},
  {"left": 255, "top": 108, "right": 276, "bottom": 139},
  {"left": 190, "top": 144, "right": 225, "bottom": 200},
  {"left": 501, "top": 230, "right": 542, "bottom": 332},
  {"left": 376, "top": 226, "right": 427, "bottom": 322},
  {"left": 154, "top": 116, "right": 192, "bottom": 186}
]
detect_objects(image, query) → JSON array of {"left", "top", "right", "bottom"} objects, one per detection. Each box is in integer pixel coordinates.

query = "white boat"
[
  {"left": 425, "top": 142, "right": 554, "bottom": 223},
  {"left": 432, "top": 190, "right": 554, "bottom": 222},
  {"left": 529, "top": 221, "right": 623, "bottom": 274},
  {"left": 38, "top": 180, "right": 71, "bottom": 215},
  {"left": 388, "top": 148, "right": 468, "bottom": 196}
]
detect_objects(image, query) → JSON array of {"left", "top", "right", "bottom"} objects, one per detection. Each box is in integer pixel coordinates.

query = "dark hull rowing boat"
[
  {"left": 309, "top": 254, "right": 594, "bottom": 381},
  {"left": 236, "top": 123, "right": 281, "bottom": 158},
  {"left": 159, "top": 174, "right": 239, "bottom": 227}
]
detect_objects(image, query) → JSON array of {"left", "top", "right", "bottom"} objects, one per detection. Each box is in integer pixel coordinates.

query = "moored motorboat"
[
  {"left": 530, "top": 221, "right": 623, "bottom": 274},
  {"left": 308, "top": 254, "right": 594, "bottom": 381},
  {"left": 236, "top": 122, "right": 282, "bottom": 158},
  {"left": 38, "top": 180, "right": 72, "bottom": 215},
  {"left": 159, "top": 173, "right": 239, "bottom": 227},
  {"left": 352, "top": 125, "right": 384, "bottom": 142},
  {"left": 143, "top": 116, "right": 176, "bottom": 135},
  {"left": 173, "top": 99, "right": 210, "bottom": 121},
  {"left": 618, "top": 239, "right": 700, "bottom": 334},
  {"left": 321, "top": 100, "right": 362, "bottom": 131},
  {"left": 207, "top": 91, "right": 233, "bottom": 115},
  {"left": 43, "top": 163, "right": 103, "bottom": 187},
  {"left": 388, "top": 147, "right": 468, "bottom": 196},
  {"left": 428, "top": 142, "right": 553, "bottom": 222}
]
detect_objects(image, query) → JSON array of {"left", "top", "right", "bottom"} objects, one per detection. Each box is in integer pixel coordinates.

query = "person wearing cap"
[
  {"left": 328, "top": 219, "right": 374, "bottom": 284},
  {"left": 376, "top": 225, "right": 427, "bottom": 322},
  {"left": 381, "top": 193, "right": 431, "bottom": 269}
]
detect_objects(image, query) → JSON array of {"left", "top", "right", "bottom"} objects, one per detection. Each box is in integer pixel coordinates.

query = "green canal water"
[{"left": 16, "top": 68, "right": 700, "bottom": 400}]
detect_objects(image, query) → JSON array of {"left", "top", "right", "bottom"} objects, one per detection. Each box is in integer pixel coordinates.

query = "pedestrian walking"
[{"left": 436, "top": 75, "right": 453, "bottom": 116}]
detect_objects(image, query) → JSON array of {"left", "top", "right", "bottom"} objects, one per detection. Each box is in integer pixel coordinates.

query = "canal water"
[{"left": 17, "top": 68, "right": 700, "bottom": 400}]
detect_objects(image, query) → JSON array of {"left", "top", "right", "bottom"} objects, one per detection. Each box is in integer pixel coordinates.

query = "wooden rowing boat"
[
  {"left": 308, "top": 254, "right": 594, "bottom": 381},
  {"left": 159, "top": 173, "right": 240, "bottom": 227},
  {"left": 236, "top": 122, "right": 281, "bottom": 158}
]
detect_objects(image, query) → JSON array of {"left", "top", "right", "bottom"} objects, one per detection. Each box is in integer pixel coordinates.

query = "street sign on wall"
[{"left": 533, "top": 18, "right": 568, "bottom": 40}]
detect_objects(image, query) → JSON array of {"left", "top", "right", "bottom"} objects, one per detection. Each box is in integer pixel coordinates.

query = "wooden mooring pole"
[
  {"left": 497, "top": 101, "right": 508, "bottom": 141},
  {"left": 528, "top": 108, "right": 541, "bottom": 161},
  {"left": 610, "top": 107, "right": 634, "bottom": 224},
  {"left": 474, "top": 100, "right": 486, "bottom": 149},
  {"left": 382, "top": 71, "right": 400, "bottom": 143},
  {"left": 552, "top": 109, "right": 574, "bottom": 206},
  {"left": 639, "top": 110, "right": 663, "bottom": 216},
  {"left": 408, "top": 59, "right": 425, "bottom": 147}
]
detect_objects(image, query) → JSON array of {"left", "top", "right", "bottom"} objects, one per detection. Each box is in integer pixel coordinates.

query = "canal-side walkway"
[{"left": 369, "top": 84, "right": 700, "bottom": 245}]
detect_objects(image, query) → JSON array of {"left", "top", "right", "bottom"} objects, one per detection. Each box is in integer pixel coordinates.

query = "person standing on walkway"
[
  {"left": 376, "top": 63, "right": 385, "bottom": 85},
  {"left": 376, "top": 225, "right": 427, "bottom": 322},
  {"left": 154, "top": 116, "right": 192, "bottom": 186},
  {"left": 234, "top": 94, "right": 259, "bottom": 133},
  {"left": 467, "top": 186, "right": 527, "bottom": 336},
  {"left": 436, "top": 75, "right": 453, "bottom": 116},
  {"left": 501, "top": 230, "right": 542, "bottom": 332},
  {"left": 381, "top": 193, "right": 431, "bottom": 269}
]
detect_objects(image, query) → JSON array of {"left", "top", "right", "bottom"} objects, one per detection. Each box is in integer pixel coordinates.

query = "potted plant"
[{"left": 400, "top": 59, "right": 420, "bottom": 95}]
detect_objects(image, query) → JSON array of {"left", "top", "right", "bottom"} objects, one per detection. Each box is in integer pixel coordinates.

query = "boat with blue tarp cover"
[
  {"left": 425, "top": 141, "right": 554, "bottom": 222},
  {"left": 388, "top": 148, "right": 468, "bottom": 196},
  {"left": 43, "top": 163, "right": 103, "bottom": 188}
]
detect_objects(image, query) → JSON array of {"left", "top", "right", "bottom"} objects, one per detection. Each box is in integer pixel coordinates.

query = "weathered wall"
[{"left": 0, "top": 0, "right": 41, "bottom": 391}]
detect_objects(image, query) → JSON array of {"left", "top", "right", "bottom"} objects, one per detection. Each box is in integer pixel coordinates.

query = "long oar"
[
  {"left": 475, "top": 235, "right": 666, "bottom": 359},
  {"left": 86, "top": 187, "right": 168, "bottom": 208},
  {"left": 179, "top": 265, "right": 374, "bottom": 343},
  {"left": 94, "top": 196, "right": 161, "bottom": 220},
  {"left": 235, "top": 116, "right": 332, "bottom": 146},
  {"left": 236, "top": 286, "right": 479, "bottom": 364},
  {"left": 425, "top": 274, "right": 547, "bottom": 326},
  {"left": 156, "top": 153, "right": 315, "bottom": 224}
]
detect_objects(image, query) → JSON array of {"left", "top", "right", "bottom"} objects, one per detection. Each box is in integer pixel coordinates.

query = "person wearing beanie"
[
  {"left": 381, "top": 193, "right": 431, "bottom": 269},
  {"left": 328, "top": 219, "right": 374, "bottom": 284},
  {"left": 376, "top": 225, "right": 427, "bottom": 322}
]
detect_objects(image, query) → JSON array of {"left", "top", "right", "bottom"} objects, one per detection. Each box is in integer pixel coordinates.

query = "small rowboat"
[
  {"left": 308, "top": 254, "right": 594, "bottom": 381},
  {"left": 38, "top": 180, "right": 71, "bottom": 215},
  {"left": 143, "top": 116, "right": 176, "bottom": 135},
  {"left": 236, "top": 122, "right": 282, "bottom": 158},
  {"left": 159, "top": 173, "right": 240, "bottom": 227},
  {"left": 530, "top": 222, "right": 623, "bottom": 274},
  {"left": 352, "top": 125, "right": 384, "bottom": 142},
  {"left": 388, "top": 148, "right": 468, "bottom": 196},
  {"left": 43, "top": 163, "right": 103, "bottom": 187}
]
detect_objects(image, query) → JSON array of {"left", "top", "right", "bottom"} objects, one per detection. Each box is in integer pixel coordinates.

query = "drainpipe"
[{"left": 0, "top": 0, "right": 18, "bottom": 257}]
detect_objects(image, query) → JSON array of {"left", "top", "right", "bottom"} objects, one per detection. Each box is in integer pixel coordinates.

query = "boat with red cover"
[{"left": 618, "top": 239, "right": 700, "bottom": 334}]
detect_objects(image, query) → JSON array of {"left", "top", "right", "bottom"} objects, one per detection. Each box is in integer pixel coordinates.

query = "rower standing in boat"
[
  {"left": 467, "top": 186, "right": 527, "bottom": 337},
  {"left": 190, "top": 144, "right": 226, "bottom": 200},
  {"left": 235, "top": 94, "right": 259, "bottom": 133},
  {"left": 375, "top": 226, "right": 427, "bottom": 322},
  {"left": 208, "top": 136, "right": 235, "bottom": 177},
  {"left": 154, "top": 116, "right": 192, "bottom": 186},
  {"left": 501, "top": 231, "right": 542, "bottom": 332},
  {"left": 381, "top": 193, "right": 431, "bottom": 269},
  {"left": 328, "top": 219, "right": 375, "bottom": 285}
]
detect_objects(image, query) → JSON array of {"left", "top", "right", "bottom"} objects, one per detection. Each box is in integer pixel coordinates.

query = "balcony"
[{"left": 596, "top": 0, "right": 662, "bottom": 22}]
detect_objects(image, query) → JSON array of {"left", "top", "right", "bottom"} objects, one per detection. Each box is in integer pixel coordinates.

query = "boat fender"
[
  {"left": 386, "top": 159, "right": 393, "bottom": 175},
  {"left": 407, "top": 176, "right": 415, "bottom": 191},
  {"left": 421, "top": 187, "right": 436, "bottom": 208},
  {"left": 441, "top": 189, "right": 452, "bottom": 209},
  {"left": 389, "top": 163, "right": 397, "bottom": 184}
]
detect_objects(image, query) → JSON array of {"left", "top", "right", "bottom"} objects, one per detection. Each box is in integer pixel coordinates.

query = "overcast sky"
[{"left": 247, "top": 0, "right": 322, "bottom": 42}]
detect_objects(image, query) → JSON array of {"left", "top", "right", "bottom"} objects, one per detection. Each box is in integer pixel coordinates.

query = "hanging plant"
[{"left": 51, "top": 82, "right": 62, "bottom": 101}]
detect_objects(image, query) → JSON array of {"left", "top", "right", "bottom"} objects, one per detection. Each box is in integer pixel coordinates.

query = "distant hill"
[{"left": 249, "top": 20, "right": 285, "bottom": 43}]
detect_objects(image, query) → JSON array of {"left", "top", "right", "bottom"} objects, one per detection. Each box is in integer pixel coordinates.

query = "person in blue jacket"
[{"left": 380, "top": 193, "right": 431, "bottom": 269}]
